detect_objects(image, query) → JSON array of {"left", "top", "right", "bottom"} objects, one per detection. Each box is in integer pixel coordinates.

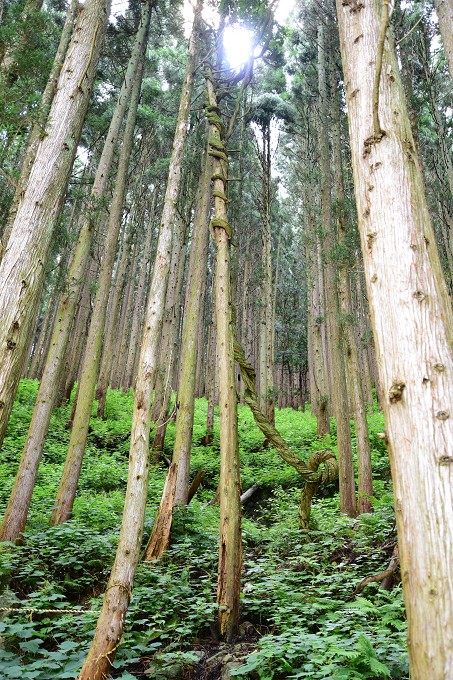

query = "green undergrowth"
[{"left": 0, "top": 381, "right": 407, "bottom": 679}]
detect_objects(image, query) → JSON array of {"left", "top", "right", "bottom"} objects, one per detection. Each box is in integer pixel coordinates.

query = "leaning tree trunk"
[
  {"left": 51, "top": 23, "right": 148, "bottom": 526},
  {"left": 172, "top": 146, "right": 211, "bottom": 503},
  {"left": 0, "top": 1, "right": 151, "bottom": 544},
  {"left": 1, "top": 0, "right": 77, "bottom": 254},
  {"left": 145, "top": 142, "right": 212, "bottom": 561},
  {"left": 0, "top": 0, "right": 110, "bottom": 454},
  {"left": 78, "top": 1, "right": 202, "bottom": 673},
  {"left": 151, "top": 213, "right": 188, "bottom": 456},
  {"left": 336, "top": 0, "right": 453, "bottom": 674}
]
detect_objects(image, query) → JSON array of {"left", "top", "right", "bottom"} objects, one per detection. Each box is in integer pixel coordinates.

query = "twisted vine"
[{"left": 232, "top": 322, "right": 338, "bottom": 530}]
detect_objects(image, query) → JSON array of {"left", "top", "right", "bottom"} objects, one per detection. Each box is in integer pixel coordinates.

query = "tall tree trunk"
[
  {"left": 122, "top": 194, "right": 158, "bottom": 391},
  {"left": 336, "top": 0, "right": 453, "bottom": 673},
  {"left": 0, "top": 1, "right": 151, "bottom": 543},
  {"left": 172, "top": 149, "right": 211, "bottom": 503},
  {"left": 1, "top": 0, "right": 77, "bottom": 255},
  {"left": 51, "top": 23, "right": 148, "bottom": 525},
  {"left": 0, "top": 0, "right": 110, "bottom": 455},
  {"left": 96, "top": 222, "right": 133, "bottom": 418},
  {"left": 204, "top": 299, "right": 217, "bottom": 443},
  {"left": 318, "top": 23, "right": 356, "bottom": 516},
  {"left": 433, "top": 0, "right": 453, "bottom": 83},
  {"left": 113, "top": 239, "right": 138, "bottom": 390},
  {"left": 330, "top": 48, "right": 373, "bottom": 514},
  {"left": 151, "top": 213, "right": 188, "bottom": 456},
  {"left": 78, "top": 2, "right": 202, "bottom": 673},
  {"left": 205, "top": 70, "right": 242, "bottom": 642}
]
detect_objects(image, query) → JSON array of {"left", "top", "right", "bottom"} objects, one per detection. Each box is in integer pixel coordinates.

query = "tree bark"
[
  {"left": 318, "top": 23, "right": 356, "bottom": 517},
  {"left": 205, "top": 71, "right": 242, "bottom": 642},
  {"left": 1, "top": 0, "right": 77, "bottom": 254},
  {"left": 330, "top": 47, "right": 373, "bottom": 514},
  {"left": 172, "top": 144, "right": 211, "bottom": 503},
  {"left": 51, "top": 17, "right": 149, "bottom": 525},
  {"left": 0, "top": 0, "right": 110, "bottom": 454},
  {"left": 433, "top": 0, "right": 453, "bottom": 84},
  {"left": 336, "top": 0, "right": 453, "bottom": 673},
  {"left": 78, "top": 1, "right": 202, "bottom": 673},
  {"left": 151, "top": 213, "right": 188, "bottom": 456},
  {"left": 0, "top": 1, "right": 152, "bottom": 543}
]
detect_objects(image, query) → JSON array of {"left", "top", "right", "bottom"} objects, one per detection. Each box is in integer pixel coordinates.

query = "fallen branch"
[{"left": 240, "top": 483, "right": 260, "bottom": 504}]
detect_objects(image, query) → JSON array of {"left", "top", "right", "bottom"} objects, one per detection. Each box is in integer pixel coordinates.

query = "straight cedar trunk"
[
  {"left": 95, "top": 218, "right": 139, "bottom": 418},
  {"left": 96, "top": 221, "right": 133, "bottom": 418},
  {"left": 205, "top": 72, "right": 242, "bottom": 642},
  {"left": 0, "top": 0, "right": 110, "bottom": 454},
  {"left": 309, "top": 207, "right": 330, "bottom": 433},
  {"left": 354, "top": 269, "right": 374, "bottom": 406},
  {"left": 151, "top": 213, "right": 188, "bottom": 456},
  {"left": 263, "top": 125, "right": 275, "bottom": 424},
  {"left": 172, "top": 146, "right": 211, "bottom": 503},
  {"left": 51, "top": 26, "right": 148, "bottom": 526},
  {"left": 78, "top": 1, "right": 202, "bottom": 673},
  {"left": 318, "top": 24, "right": 356, "bottom": 516},
  {"left": 336, "top": 0, "right": 453, "bottom": 674},
  {"left": 122, "top": 194, "right": 158, "bottom": 391},
  {"left": 194, "top": 278, "right": 207, "bottom": 398},
  {"left": 147, "top": 140, "right": 211, "bottom": 555},
  {"left": 239, "top": 233, "right": 251, "bottom": 404},
  {"left": 204, "top": 302, "right": 217, "bottom": 443},
  {"left": 1, "top": 0, "right": 77, "bottom": 255},
  {"left": 112, "top": 239, "right": 139, "bottom": 390},
  {"left": 329, "top": 49, "right": 373, "bottom": 514},
  {"left": 433, "top": 0, "right": 453, "bottom": 83},
  {"left": 0, "top": 1, "right": 150, "bottom": 543}
]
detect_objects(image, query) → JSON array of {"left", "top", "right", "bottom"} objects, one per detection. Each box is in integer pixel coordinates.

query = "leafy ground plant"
[{"left": 0, "top": 381, "right": 408, "bottom": 678}]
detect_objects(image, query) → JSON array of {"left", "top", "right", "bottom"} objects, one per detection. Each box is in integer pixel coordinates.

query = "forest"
[{"left": 0, "top": 0, "right": 452, "bottom": 677}]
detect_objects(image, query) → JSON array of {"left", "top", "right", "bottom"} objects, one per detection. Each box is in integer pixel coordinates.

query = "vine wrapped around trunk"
[{"left": 232, "top": 321, "right": 338, "bottom": 529}]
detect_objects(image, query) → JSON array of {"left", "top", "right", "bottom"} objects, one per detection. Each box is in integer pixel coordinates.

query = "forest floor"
[{"left": 0, "top": 381, "right": 409, "bottom": 679}]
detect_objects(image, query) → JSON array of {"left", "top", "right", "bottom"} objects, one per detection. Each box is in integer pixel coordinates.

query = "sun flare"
[{"left": 223, "top": 25, "right": 255, "bottom": 69}]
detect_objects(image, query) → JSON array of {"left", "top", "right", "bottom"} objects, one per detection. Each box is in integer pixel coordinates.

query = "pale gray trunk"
[
  {"left": 79, "top": 1, "right": 202, "bottom": 671},
  {"left": 318, "top": 23, "right": 356, "bottom": 516},
  {"left": 1, "top": 0, "right": 77, "bottom": 254},
  {"left": 122, "top": 199, "right": 157, "bottom": 390},
  {"left": 0, "top": 0, "right": 111, "bottom": 456},
  {"left": 433, "top": 0, "right": 453, "bottom": 83},
  {"left": 172, "top": 145, "right": 211, "bottom": 503},
  {"left": 51, "top": 28, "right": 148, "bottom": 525},
  {"left": 336, "top": 0, "right": 453, "bottom": 672}
]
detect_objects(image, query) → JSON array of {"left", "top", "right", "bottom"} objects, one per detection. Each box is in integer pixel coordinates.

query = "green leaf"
[{"left": 19, "top": 638, "right": 44, "bottom": 653}]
